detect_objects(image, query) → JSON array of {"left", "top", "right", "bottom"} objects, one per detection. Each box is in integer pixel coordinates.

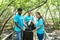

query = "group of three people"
[{"left": 13, "top": 8, "right": 44, "bottom": 40}]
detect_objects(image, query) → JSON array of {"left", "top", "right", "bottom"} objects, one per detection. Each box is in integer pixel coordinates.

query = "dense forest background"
[{"left": 0, "top": 0, "right": 60, "bottom": 40}]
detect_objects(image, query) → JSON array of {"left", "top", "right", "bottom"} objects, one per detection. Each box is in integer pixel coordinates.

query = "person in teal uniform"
[
  {"left": 32, "top": 12, "right": 44, "bottom": 40},
  {"left": 24, "top": 11, "right": 34, "bottom": 29},
  {"left": 13, "top": 8, "right": 24, "bottom": 40}
]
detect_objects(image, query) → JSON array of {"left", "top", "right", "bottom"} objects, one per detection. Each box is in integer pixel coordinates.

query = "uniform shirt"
[
  {"left": 13, "top": 14, "right": 24, "bottom": 32},
  {"left": 36, "top": 18, "right": 44, "bottom": 34},
  {"left": 25, "top": 16, "right": 34, "bottom": 25}
]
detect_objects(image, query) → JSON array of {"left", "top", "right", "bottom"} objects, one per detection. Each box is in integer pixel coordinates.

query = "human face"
[
  {"left": 36, "top": 13, "right": 40, "bottom": 18},
  {"left": 28, "top": 11, "right": 32, "bottom": 15},
  {"left": 18, "top": 11, "right": 22, "bottom": 15}
]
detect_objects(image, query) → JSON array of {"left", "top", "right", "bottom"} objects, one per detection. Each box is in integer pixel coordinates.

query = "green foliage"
[{"left": 0, "top": 0, "right": 60, "bottom": 32}]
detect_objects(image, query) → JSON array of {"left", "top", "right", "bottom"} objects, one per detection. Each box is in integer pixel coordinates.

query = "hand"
[
  {"left": 21, "top": 28, "right": 24, "bottom": 31},
  {"left": 32, "top": 29, "right": 36, "bottom": 32},
  {"left": 32, "top": 21, "right": 36, "bottom": 25},
  {"left": 23, "top": 29, "right": 25, "bottom": 31}
]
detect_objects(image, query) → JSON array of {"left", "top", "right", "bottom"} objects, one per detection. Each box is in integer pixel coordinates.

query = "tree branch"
[
  {"left": 0, "top": 0, "right": 47, "bottom": 35},
  {"left": 23, "top": 0, "right": 47, "bottom": 16},
  {"left": 0, "top": 0, "right": 15, "bottom": 17},
  {"left": 0, "top": 14, "right": 14, "bottom": 35}
]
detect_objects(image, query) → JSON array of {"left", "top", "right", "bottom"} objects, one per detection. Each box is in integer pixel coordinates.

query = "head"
[
  {"left": 17, "top": 8, "right": 22, "bottom": 15},
  {"left": 36, "top": 12, "right": 42, "bottom": 19},
  {"left": 28, "top": 11, "right": 32, "bottom": 16}
]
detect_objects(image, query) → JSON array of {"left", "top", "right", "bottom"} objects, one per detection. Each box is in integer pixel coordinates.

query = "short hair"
[{"left": 17, "top": 8, "right": 22, "bottom": 11}]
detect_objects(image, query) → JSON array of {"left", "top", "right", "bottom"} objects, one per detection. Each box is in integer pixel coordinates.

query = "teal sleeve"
[
  {"left": 13, "top": 16, "right": 18, "bottom": 23},
  {"left": 32, "top": 16, "right": 34, "bottom": 20},
  {"left": 39, "top": 19, "right": 44, "bottom": 25},
  {"left": 24, "top": 17, "right": 27, "bottom": 21}
]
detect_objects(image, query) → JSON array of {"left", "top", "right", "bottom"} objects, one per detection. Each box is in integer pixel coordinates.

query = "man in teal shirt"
[
  {"left": 24, "top": 11, "right": 34, "bottom": 29},
  {"left": 13, "top": 8, "right": 24, "bottom": 40}
]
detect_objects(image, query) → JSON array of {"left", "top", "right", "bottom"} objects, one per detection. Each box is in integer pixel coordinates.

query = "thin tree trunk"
[{"left": 47, "top": 6, "right": 55, "bottom": 29}]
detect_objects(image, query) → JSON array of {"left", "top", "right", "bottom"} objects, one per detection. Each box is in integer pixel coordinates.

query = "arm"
[
  {"left": 32, "top": 16, "right": 36, "bottom": 25},
  {"left": 32, "top": 18, "right": 43, "bottom": 32},
  {"left": 24, "top": 21, "right": 27, "bottom": 28},
  {"left": 36, "top": 19, "right": 43, "bottom": 31},
  {"left": 15, "top": 22, "right": 23, "bottom": 31},
  {"left": 24, "top": 17, "right": 28, "bottom": 28},
  {"left": 14, "top": 15, "right": 24, "bottom": 31},
  {"left": 32, "top": 25, "right": 42, "bottom": 32},
  {"left": 35, "top": 25, "right": 42, "bottom": 31}
]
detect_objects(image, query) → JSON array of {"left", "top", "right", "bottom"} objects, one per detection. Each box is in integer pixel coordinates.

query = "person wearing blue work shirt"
[
  {"left": 13, "top": 8, "right": 24, "bottom": 40},
  {"left": 32, "top": 12, "right": 44, "bottom": 40},
  {"left": 24, "top": 11, "right": 34, "bottom": 29}
]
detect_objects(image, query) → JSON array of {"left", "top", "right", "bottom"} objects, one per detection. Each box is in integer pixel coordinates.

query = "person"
[
  {"left": 13, "top": 8, "right": 24, "bottom": 40},
  {"left": 24, "top": 11, "right": 34, "bottom": 30},
  {"left": 22, "top": 11, "right": 35, "bottom": 40},
  {"left": 32, "top": 12, "right": 44, "bottom": 40}
]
